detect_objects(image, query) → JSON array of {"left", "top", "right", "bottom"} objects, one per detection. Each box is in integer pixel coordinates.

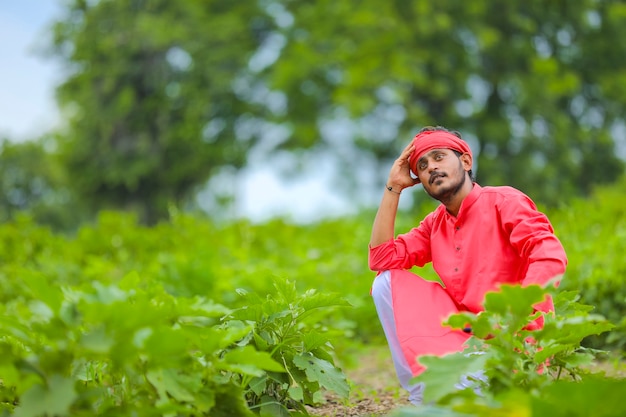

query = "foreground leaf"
[
  {"left": 412, "top": 351, "right": 488, "bottom": 404},
  {"left": 13, "top": 375, "right": 76, "bottom": 417},
  {"left": 293, "top": 353, "right": 350, "bottom": 399}
]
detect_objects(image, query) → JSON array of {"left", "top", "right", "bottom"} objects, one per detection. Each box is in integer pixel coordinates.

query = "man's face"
[{"left": 415, "top": 148, "right": 469, "bottom": 202}]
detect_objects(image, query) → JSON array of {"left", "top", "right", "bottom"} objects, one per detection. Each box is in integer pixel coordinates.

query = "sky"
[
  {"left": 0, "top": 2, "right": 63, "bottom": 141},
  {"left": 0, "top": 1, "right": 372, "bottom": 223}
]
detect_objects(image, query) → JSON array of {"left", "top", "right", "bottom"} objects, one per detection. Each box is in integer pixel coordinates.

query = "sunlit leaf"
[
  {"left": 293, "top": 353, "right": 349, "bottom": 398},
  {"left": 13, "top": 375, "right": 76, "bottom": 417},
  {"left": 411, "top": 351, "right": 488, "bottom": 404},
  {"left": 146, "top": 368, "right": 201, "bottom": 404},
  {"left": 532, "top": 378, "right": 626, "bottom": 417},
  {"left": 223, "top": 346, "right": 285, "bottom": 373}
]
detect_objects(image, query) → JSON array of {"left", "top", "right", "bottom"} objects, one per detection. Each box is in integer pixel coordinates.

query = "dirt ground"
[
  {"left": 306, "top": 345, "right": 412, "bottom": 417},
  {"left": 304, "top": 346, "right": 626, "bottom": 417}
]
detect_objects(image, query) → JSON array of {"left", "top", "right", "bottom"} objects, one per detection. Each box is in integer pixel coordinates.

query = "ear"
[{"left": 460, "top": 153, "right": 473, "bottom": 171}]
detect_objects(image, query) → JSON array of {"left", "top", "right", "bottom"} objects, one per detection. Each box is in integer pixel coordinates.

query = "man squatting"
[{"left": 368, "top": 126, "right": 567, "bottom": 405}]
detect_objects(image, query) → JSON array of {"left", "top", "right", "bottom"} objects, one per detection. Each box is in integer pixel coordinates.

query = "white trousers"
[
  {"left": 371, "top": 270, "right": 425, "bottom": 405},
  {"left": 371, "top": 270, "right": 486, "bottom": 405}
]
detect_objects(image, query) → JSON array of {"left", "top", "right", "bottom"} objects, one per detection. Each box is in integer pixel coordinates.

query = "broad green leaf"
[
  {"left": 259, "top": 395, "right": 291, "bottom": 417},
  {"left": 532, "top": 378, "right": 626, "bottom": 417},
  {"left": 299, "top": 291, "right": 352, "bottom": 314},
  {"left": 216, "top": 322, "right": 254, "bottom": 350},
  {"left": 27, "top": 300, "right": 54, "bottom": 323},
  {"left": 293, "top": 353, "right": 349, "bottom": 398},
  {"left": 272, "top": 279, "right": 299, "bottom": 305},
  {"left": 223, "top": 346, "right": 285, "bottom": 373},
  {"left": 91, "top": 282, "right": 130, "bottom": 304},
  {"left": 558, "top": 351, "right": 596, "bottom": 368},
  {"left": 140, "top": 327, "right": 190, "bottom": 366},
  {"left": 189, "top": 297, "right": 231, "bottom": 317},
  {"left": 533, "top": 343, "right": 575, "bottom": 364},
  {"left": 0, "top": 364, "right": 20, "bottom": 389},
  {"left": 302, "top": 330, "right": 330, "bottom": 351},
  {"left": 411, "top": 352, "right": 488, "bottom": 404},
  {"left": 80, "top": 325, "right": 114, "bottom": 354},
  {"left": 210, "top": 383, "right": 254, "bottom": 417},
  {"left": 553, "top": 291, "right": 593, "bottom": 316},
  {"left": 146, "top": 368, "right": 201, "bottom": 404},
  {"left": 539, "top": 318, "right": 615, "bottom": 348},
  {"left": 13, "top": 375, "right": 76, "bottom": 417},
  {"left": 483, "top": 285, "right": 545, "bottom": 318},
  {"left": 444, "top": 389, "right": 532, "bottom": 417},
  {"left": 288, "top": 385, "right": 304, "bottom": 402},
  {"left": 311, "top": 346, "right": 336, "bottom": 364},
  {"left": 0, "top": 316, "right": 35, "bottom": 344},
  {"left": 253, "top": 330, "right": 271, "bottom": 350},
  {"left": 230, "top": 304, "right": 265, "bottom": 322},
  {"left": 249, "top": 375, "right": 268, "bottom": 397}
]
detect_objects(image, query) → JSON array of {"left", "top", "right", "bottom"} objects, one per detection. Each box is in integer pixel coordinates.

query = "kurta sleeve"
[
  {"left": 368, "top": 215, "right": 433, "bottom": 272},
  {"left": 500, "top": 193, "right": 567, "bottom": 320}
]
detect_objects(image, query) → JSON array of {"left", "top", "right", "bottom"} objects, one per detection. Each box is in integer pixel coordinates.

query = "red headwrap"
[{"left": 408, "top": 130, "right": 472, "bottom": 179}]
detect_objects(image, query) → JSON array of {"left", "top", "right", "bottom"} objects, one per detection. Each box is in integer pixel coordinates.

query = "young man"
[{"left": 368, "top": 126, "right": 567, "bottom": 405}]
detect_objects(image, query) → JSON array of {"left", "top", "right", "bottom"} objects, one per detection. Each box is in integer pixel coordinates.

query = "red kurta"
[{"left": 368, "top": 184, "right": 567, "bottom": 374}]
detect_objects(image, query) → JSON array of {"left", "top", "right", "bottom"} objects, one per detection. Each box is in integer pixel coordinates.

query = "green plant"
[
  {"left": 225, "top": 278, "right": 352, "bottom": 416},
  {"left": 389, "top": 285, "right": 620, "bottom": 416},
  {"left": 552, "top": 179, "right": 626, "bottom": 351},
  {"left": 0, "top": 272, "right": 284, "bottom": 416}
]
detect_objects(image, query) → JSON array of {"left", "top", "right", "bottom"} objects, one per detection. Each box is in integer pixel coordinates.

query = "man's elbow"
[{"left": 368, "top": 256, "right": 383, "bottom": 271}]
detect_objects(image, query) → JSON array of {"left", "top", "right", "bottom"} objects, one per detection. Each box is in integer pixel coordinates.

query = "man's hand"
[
  {"left": 370, "top": 142, "right": 420, "bottom": 247},
  {"left": 387, "top": 143, "right": 420, "bottom": 192}
]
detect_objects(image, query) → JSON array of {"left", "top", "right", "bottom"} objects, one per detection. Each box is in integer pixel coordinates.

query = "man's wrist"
[{"left": 385, "top": 184, "right": 402, "bottom": 195}]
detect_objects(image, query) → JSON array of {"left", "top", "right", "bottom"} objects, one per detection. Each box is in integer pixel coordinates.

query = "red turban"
[{"left": 408, "top": 130, "right": 472, "bottom": 178}]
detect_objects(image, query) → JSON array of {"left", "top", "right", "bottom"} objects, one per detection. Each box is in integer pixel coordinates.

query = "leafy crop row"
[
  {"left": 0, "top": 178, "right": 625, "bottom": 415},
  {"left": 0, "top": 267, "right": 350, "bottom": 415},
  {"left": 391, "top": 286, "right": 625, "bottom": 417}
]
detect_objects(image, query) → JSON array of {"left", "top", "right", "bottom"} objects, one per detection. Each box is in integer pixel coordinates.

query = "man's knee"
[
  {"left": 370, "top": 270, "right": 392, "bottom": 301},
  {"left": 371, "top": 269, "right": 417, "bottom": 303}
]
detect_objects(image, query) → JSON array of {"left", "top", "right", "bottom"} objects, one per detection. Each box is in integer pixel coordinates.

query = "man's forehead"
[{"left": 417, "top": 148, "right": 452, "bottom": 162}]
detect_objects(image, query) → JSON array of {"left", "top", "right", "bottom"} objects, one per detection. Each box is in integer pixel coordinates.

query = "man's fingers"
[{"left": 397, "top": 144, "right": 414, "bottom": 164}]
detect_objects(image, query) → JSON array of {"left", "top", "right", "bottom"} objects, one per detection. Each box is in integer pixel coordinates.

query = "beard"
[{"left": 424, "top": 160, "right": 467, "bottom": 203}]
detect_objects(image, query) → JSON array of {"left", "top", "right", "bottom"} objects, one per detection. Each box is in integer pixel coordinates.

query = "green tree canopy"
[
  {"left": 0, "top": 137, "right": 75, "bottom": 228},
  {"left": 51, "top": 0, "right": 276, "bottom": 223},
  {"left": 45, "top": 0, "right": 626, "bottom": 224},
  {"left": 263, "top": 0, "right": 626, "bottom": 205}
]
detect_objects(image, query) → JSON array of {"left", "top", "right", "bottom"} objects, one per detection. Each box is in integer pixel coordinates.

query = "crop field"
[{"left": 1, "top": 180, "right": 625, "bottom": 416}]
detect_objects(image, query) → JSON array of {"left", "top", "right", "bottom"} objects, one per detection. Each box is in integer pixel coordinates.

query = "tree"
[
  {"left": 50, "top": 0, "right": 276, "bottom": 223},
  {"left": 260, "top": 0, "right": 625, "bottom": 205},
  {"left": 0, "top": 137, "right": 77, "bottom": 228},
  {"left": 49, "top": 0, "right": 626, "bottom": 224}
]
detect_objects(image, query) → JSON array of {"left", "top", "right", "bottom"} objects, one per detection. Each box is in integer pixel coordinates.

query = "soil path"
[
  {"left": 307, "top": 345, "right": 412, "bottom": 417},
  {"left": 306, "top": 347, "right": 626, "bottom": 416}
]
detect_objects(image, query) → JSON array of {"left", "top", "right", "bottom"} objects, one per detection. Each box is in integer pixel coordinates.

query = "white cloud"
[{"left": 237, "top": 153, "right": 355, "bottom": 223}]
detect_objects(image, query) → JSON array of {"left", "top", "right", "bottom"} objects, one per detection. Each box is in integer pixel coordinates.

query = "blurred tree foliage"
[
  {"left": 3, "top": 0, "right": 624, "bottom": 226},
  {"left": 264, "top": 0, "right": 626, "bottom": 204},
  {"left": 49, "top": 0, "right": 276, "bottom": 223},
  {"left": 0, "top": 138, "right": 81, "bottom": 229}
]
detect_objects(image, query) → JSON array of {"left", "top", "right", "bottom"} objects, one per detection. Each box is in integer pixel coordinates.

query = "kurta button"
[
  {"left": 454, "top": 268, "right": 458, "bottom": 272},
  {"left": 455, "top": 226, "right": 460, "bottom": 230},
  {"left": 456, "top": 247, "right": 461, "bottom": 251}
]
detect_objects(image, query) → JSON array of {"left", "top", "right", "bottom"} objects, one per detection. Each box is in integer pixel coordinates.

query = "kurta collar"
[{"left": 441, "top": 183, "right": 482, "bottom": 220}]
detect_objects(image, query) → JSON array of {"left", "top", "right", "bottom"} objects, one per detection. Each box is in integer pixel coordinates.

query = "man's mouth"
[{"left": 429, "top": 173, "right": 446, "bottom": 184}]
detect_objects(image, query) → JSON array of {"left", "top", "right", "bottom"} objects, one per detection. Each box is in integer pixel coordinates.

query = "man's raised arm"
[{"left": 369, "top": 143, "right": 419, "bottom": 247}]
